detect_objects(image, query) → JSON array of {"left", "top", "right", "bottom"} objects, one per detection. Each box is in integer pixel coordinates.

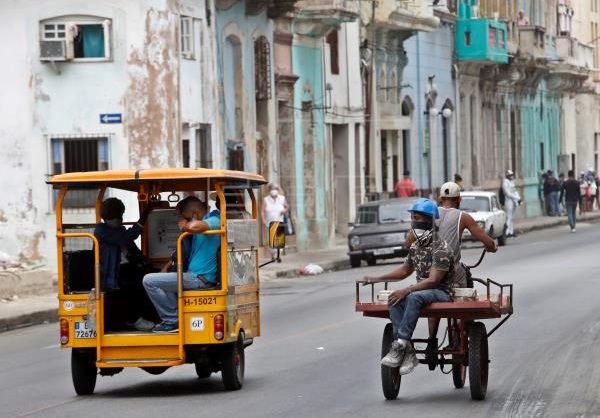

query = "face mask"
[
  {"left": 411, "top": 220, "right": 433, "bottom": 232},
  {"left": 411, "top": 220, "right": 433, "bottom": 245},
  {"left": 106, "top": 219, "right": 121, "bottom": 228},
  {"left": 270, "top": 190, "right": 278, "bottom": 197}
]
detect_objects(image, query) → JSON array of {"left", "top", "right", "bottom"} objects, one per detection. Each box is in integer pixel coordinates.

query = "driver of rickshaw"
[{"left": 363, "top": 198, "right": 457, "bottom": 375}]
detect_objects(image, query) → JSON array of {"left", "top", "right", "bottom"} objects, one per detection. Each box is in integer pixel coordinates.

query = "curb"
[{"left": 0, "top": 309, "right": 58, "bottom": 333}]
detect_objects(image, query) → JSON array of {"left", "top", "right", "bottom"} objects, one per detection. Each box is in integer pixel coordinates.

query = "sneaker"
[
  {"left": 399, "top": 345, "right": 419, "bottom": 375},
  {"left": 134, "top": 317, "right": 155, "bottom": 331},
  {"left": 152, "top": 322, "right": 178, "bottom": 333},
  {"left": 381, "top": 340, "right": 405, "bottom": 368},
  {"left": 571, "top": 228, "right": 576, "bottom": 233}
]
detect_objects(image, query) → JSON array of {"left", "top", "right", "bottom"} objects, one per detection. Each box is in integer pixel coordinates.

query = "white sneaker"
[
  {"left": 399, "top": 344, "right": 419, "bottom": 375},
  {"left": 571, "top": 228, "right": 576, "bottom": 233},
  {"left": 381, "top": 340, "right": 405, "bottom": 368},
  {"left": 134, "top": 317, "right": 155, "bottom": 331}
]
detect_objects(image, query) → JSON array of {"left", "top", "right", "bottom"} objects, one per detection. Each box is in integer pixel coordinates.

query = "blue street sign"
[{"left": 100, "top": 113, "right": 122, "bottom": 124}]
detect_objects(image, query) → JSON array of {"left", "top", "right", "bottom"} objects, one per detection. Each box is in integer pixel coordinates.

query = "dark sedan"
[{"left": 347, "top": 197, "right": 417, "bottom": 268}]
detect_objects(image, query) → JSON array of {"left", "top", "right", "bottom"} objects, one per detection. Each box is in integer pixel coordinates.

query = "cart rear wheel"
[
  {"left": 452, "top": 355, "right": 466, "bottom": 388},
  {"left": 381, "top": 323, "right": 401, "bottom": 400},
  {"left": 222, "top": 333, "right": 245, "bottom": 390},
  {"left": 468, "top": 322, "right": 489, "bottom": 400},
  {"left": 71, "top": 349, "right": 97, "bottom": 395}
]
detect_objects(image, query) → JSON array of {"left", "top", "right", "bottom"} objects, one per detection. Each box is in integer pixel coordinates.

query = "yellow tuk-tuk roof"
[{"left": 47, "top": 168, "right": 268, "bottom": 191}]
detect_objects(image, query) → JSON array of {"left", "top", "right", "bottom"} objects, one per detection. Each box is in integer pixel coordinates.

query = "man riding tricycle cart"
[{"left": 355, "top": 198, "right": 513, "bottom": 400}]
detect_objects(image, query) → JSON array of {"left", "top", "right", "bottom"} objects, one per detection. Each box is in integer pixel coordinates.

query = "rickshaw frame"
[{"left": 48, "top": 168, "right": 271, "bottom": 394}]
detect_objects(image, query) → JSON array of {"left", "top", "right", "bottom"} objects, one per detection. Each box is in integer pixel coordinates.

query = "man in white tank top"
[{"left": 405, "top": 182, "right": 497, "bottom": 350}]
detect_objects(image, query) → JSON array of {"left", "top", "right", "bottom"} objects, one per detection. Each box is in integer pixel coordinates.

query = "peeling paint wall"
[
  {"left": 0, "top": 0, "right": 217, "bottom": 272},
  {"left": 215, "top": 1, "right": 275, "bottom": 174},
  {"left": 126, "top": 8, "right": 179, "bottom": 168}
]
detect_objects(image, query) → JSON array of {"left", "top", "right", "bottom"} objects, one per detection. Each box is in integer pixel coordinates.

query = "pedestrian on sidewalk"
[
  {"left": 394, "top": 170, "right": 417, "bottom": 198},
  {"left": 262, "top": 183, "right": 289, "bottom": 261},
  {"left": 543, "top": 170, "right": 560, "bottom": 216},
  {"left": 560, "top": 170, "right": 581, "bottom": 232},
  {"left": 502, "top": 170, "right": 521, "bottom": 237}
]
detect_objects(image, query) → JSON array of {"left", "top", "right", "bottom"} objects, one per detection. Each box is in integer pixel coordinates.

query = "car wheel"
[
  {"left": 350, "top": 255, "right": 361, "bottom": 268},
  {"left": 497, "top": 225, "right": 507, "bottom": 246},
  {"left": 367, "top": 255, "right": 376, "bottom": 266}
]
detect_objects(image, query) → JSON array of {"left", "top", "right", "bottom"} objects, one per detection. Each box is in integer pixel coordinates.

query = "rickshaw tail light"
[
  {"left": 60, "top": 319, "right": 69, "bottom": 345},
  {"left": 214, "top": 314, "right": 224, "bottom": 340}
]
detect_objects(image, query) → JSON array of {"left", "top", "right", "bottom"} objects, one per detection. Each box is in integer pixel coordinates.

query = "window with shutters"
[{"left": 254, "top": 36, "right": 271, "bottom": 101}]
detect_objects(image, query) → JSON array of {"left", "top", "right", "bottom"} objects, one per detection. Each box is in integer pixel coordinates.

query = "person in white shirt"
[
  {"left": 502, "top": 170, "right": 521, "bottom": 237},
  {"left": 262, "top": 183, "right": 289, "bottom": 260}
]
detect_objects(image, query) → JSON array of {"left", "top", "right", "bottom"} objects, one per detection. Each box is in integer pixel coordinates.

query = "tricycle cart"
[{"left": 355, "top": 252, "right": 513, "bottom": 400}]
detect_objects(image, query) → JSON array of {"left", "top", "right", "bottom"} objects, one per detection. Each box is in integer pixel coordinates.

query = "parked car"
[
  {"left": 459, "top": 191, "right": 507, "bottom": 246},
  {"left": 347, "top": 198, "right": 418, "bottom": 268}
]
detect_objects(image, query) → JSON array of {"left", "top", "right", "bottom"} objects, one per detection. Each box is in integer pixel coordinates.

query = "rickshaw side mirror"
[{"left": 268, "top": 221, "right": 286, "bottom": 249}]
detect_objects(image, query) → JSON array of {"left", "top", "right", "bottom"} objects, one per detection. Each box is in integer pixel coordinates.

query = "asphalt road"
[{"left": 1, "top": 221, "right": 600, "bottom": 418}]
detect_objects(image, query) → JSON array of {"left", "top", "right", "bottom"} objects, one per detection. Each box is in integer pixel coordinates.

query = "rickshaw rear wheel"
[
  {"left": 468, "top": 322, "right": 489, "bottom": 400},
  {"left": 381, "top": 323, "right": 401, "bottom": 400},
  {"left": 222, "top": 333, "right": 245, "bottom": 390},
  {"left": 195, "top": 362, "right": 212, "bottom": 379},
  {"left": 452, "top": 355, "right": 466, "bottom": 388},
  {"left": 71, "top": 349, "right": 97, "bottom": 395}
]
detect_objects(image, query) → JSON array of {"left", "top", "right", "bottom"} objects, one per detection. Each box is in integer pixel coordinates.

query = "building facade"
[{"left": 0, "top": 0, "right": 217, "bottom": 269}]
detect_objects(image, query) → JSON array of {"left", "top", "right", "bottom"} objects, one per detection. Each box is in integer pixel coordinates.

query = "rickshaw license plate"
[{"left": 75, "top": 321, "right": 97, "bottom": 339}]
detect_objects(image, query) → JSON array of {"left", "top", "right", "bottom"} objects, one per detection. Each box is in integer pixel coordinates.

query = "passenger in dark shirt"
[{"left": 560, "top": 170, "right": 581, "bottom": 232}]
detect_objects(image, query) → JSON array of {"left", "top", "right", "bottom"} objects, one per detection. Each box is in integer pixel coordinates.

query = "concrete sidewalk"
[{"left": 2, "top": 211, "right": 599, "bottom": 332}]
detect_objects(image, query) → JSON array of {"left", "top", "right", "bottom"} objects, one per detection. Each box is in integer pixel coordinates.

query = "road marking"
[
  {"left": 42, "top": 344, "right": 59, "bottom": 350},
  {"left": 9, "top": 399, "right": 81, "bottom": 418},
  {"left": 253, "top": 317, "right": 361, "bottom": 350}
]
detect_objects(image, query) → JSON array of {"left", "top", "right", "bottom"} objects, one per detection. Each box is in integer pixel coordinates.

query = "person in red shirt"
[{"left": 394, "top": 170, "right": 416, "bottom": 198}]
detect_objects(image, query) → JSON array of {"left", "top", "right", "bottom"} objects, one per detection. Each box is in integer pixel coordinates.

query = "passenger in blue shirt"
[{"left": 143, "top": 196, "right": 221, "bottom": 333}]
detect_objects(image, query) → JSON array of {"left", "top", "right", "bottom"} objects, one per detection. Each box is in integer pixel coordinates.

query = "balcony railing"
[
  {"left": 371, "top": 0, "right": 439, "bottom": 32},
  {"left": 295, "top": 0, "right": 359, "bottom": 19},
  {"left": 517, "top": 25, "right": 546, "bottom": 62},
  {"left": 556, "top": 37, "right": 595, "bottom": 69}
]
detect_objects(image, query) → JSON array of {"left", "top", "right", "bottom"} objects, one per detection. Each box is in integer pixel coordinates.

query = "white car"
[{"left": 459, "top": 191, "right": 507, "bottom": 246}]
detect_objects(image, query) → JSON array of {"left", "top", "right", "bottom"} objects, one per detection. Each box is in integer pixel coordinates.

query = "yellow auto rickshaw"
[{"left": 47, "top": 168, "right": 284, "bottom": 395}]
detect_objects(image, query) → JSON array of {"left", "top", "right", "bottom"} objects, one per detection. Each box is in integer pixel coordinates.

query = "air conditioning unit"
[{"left": 40, "top": 40, "right": 74, "bottom": 61}]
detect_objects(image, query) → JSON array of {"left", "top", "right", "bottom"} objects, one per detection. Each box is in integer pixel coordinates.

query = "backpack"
[{"left": 498, "top": 185, "right": 505, "bottom": 206}]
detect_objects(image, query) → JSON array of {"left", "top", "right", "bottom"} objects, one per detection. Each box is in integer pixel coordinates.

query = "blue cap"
[{"left": 408, "top": 198, "right": 439, "bottom": 219}]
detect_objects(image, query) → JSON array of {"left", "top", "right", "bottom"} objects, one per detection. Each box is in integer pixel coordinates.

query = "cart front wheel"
[
  {"left": 468, "top": 322, "right": 489, "bottom": 400},
  {"left": 381, "top": 323, "right": 401, "bottom": 400},
  {"left": 452, "top": 354, "right": 466, "bottom": 388},
  {"left": 71, "top": 349, "right": 97, "bottom": 395}
]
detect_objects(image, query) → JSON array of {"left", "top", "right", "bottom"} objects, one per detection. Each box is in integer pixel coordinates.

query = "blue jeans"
[
  {"left": 389, "top": 289, "right": 450, "bottom": 341},
  {"left": 142, "top": 272, "right": 214, "bottom": 324},
  {"left": 549, "top": 191, "right": 560, "bottom": 216},
  {"left": 565, "top": 202, "right": 577, "bottom": 229}
]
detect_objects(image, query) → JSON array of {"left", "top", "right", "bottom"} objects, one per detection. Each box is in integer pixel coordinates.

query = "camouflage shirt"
[{"left": 405, "top": 236, "right": 457, "bottom": 296}]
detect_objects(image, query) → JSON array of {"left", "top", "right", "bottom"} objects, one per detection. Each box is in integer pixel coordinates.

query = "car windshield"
[
  {"left": 355, "top": 202, "right": 412, "bottom": 224},
  {"left": 460, "top": 196, "right": 491, "bottom": 212},
  {"left": 379, "top": 203, "right": 412, "bottom": 223}
]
